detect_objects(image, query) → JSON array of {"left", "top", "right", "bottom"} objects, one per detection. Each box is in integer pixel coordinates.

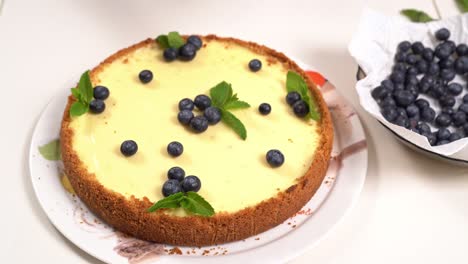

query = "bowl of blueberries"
[{"left": 354, "top": 20, "right": 468, "bottom": 165}]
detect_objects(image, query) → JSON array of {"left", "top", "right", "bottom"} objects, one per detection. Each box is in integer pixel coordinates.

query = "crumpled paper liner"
[{"left": 349, "top": 8, "right": 468, "bottom": 156}]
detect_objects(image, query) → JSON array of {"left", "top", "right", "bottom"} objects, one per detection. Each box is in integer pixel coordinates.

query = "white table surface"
[{"left": 2, "top": 0, "right": 468, "bottom": 263}]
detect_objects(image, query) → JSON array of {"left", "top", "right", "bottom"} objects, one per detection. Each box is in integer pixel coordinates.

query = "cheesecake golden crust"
[{"left": 60, "top": 35, "right": 333, "bottom": 246}]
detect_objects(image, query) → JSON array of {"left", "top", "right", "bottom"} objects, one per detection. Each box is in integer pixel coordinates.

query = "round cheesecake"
[{"left": 61, "top": 35, "right": 333, "bottom": 246}]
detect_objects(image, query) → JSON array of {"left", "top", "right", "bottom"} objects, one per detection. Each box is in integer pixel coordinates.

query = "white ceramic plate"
[{"left": 29, "top": 67, "right": 368, "bottom": 264}]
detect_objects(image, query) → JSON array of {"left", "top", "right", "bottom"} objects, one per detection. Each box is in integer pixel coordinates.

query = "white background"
[{"left": 1, "top": 0, "right": 468, "bottom": 263}]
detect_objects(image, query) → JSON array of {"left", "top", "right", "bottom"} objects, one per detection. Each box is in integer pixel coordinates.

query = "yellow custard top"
[{"left": 70, "top": 38, "right": 321, "bottom": 214}]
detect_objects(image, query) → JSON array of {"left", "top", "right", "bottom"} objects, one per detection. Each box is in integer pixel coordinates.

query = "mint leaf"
[
  {"left": 456, "top": 0, "right": 468, "bottom": 12},
  {"left": 221, "top": 109, "right": 247, "bottom": 140},
  {"left": 180, "top": 192, "right": 215, "bottom": 216},
  {"left": 210, "top": 81, "right": 233, "bottom": 107},
  {"left": 78, "top": 70, "right": 93, "bottom": 104},
  {"left": 38, "top": 139, "right": 61, "bottom": 161},
  {"left": 400, "top": 9, "right": 434, "bottom": 22},
  {"left": 70, "top": 101, "right": 88, "bottom": 117},
  {"left": 156, "top": 35, "right": 170, "bottom": 49},
  {"left": 224, "top": 100, "right": 250, "bottom": 110},
  {"left": 167, "top": 31, "right": 185, "bottom": 49},
  {"left": 147, "top": 192, "right": 185, "bottom": 212},
  {"left": 71, "top": 87, "right": 80, "bottom": 100},
  {"left": 286, "top": 71, "right": 320, "bottom": 121}
]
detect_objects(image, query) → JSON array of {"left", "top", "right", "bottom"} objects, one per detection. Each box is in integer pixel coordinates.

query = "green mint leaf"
[
  {"left": 147, "top": 192, "right": 185, "bottom": 212},
  {"left": 400, "top": 9, "right": 434, "bottom": 22},
  {"left": 71, "top": 87, "right": 81, "bottom": 100},
  {"left": 77, "top": 70, "right": 93, "bottom": 104},
  {"left": 456, "top": 0, "right": 468, "bottom": 12},
  {"left": 210, "top": 81, "right": 233, "bottom": 107},
  {"left": 286, "top": 71, "right": 320, "bottom": 121},
  {"left": 156, "top": 35, "right": 170, "bottom": 49},
  {"left": 180, "top": 192, "right": 215, "bottom": 216},
  {"left": 70, "top": 101, "right": 88, "bottom": 117},
  {"left": 221, "top": 109, "right": 247, "bottom": 140},
  {"left": 224, "top": 100, "right": 250, "bottom": 110},
  {"left": 167, "top": 31, "right": 185, "bottom": 49},
  {"left": 38, "top": 139, "right": 61, "bottom": 161}
]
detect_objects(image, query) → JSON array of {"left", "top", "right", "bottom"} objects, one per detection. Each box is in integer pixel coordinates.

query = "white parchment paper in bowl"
[{"left": 349, "top": 8, "right": 468, "bottom": 156}]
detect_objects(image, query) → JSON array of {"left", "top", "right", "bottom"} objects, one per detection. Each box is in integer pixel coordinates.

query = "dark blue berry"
[
  {"left": 398, "top": 41, "right": 411, "bottom": 52},
  {"left": 405, "top": 75, "right": 419, "bottom": 86},
  {"left": 460, "top": 103, "right": 468, "bottom": 114},
  {"left": 435, "top": 44, "right": 452, "bottom": 60},
  {"left": 412, "top": 42, "right": 425, "bottom": 54},
  {"left": 427, "top": 62, "right": 440, "bottom": 75},
  {"left": 435, "top": 28, "right": 450, "bottom": 41},
  {"left": 178, "top": 43, "right": 197, "bottom": 61},
  {"left": 421, "top": 107, "right": 436, "bottom": 122},
  {"left": 454, "top": 56, "right": 468, "bottom": 74},
  {"left": 371, "top": 86, "right": 390, "bottom": 100},
  {"left": 453, "top": 111, "right": 467, "bottom": 127},
  {"left": 396, "top": 107, "right": 407, "bottom": 118},
  {"left": 422, "top": 48, "right": 434, "bottom": 61},
  {"left": 393, "top": 90, "right": 415, "bottom": 107},
  {"left": 440, "top": 69, "right": 456, "bottom": 81},
  {"left": 120, "top": 140, "right": 138, "bottom": 156},
  {"left": 449, "top": 132, "right": 462, "bottom": 142},
  {"left": 442, "top": 107, "right": 455, "bottom": 116},
  {"left": 393, "top": 115, "right": 409, "bottom": 128},
  {"left": 406, "top": 84, "right": 419, "bottom": 97},
  {"left": 456, "top": 44, "right": 468, "bottom": 56},
  {"left": 406, "top": 66, "right": 419, "bottom": 76},
  {"left": 406, "top": 54, "right": 419, "bottom": 65},
  {"left": 258, "top": 103, "right": 271, "bottom": 115},
  {"left": 395, "top": 52, "right": 407, "bottom": 63},
  {"left": 444, "top": 41, "right": 456, "bottom": 53},
  {"left": 187, "top": 35, "right": 203, "bottom": 50},
  {"left": 393, "top": 63, "right": 407, "bottom": 72},
  {"left": 193, "top": 94, "right": 211, "bottom": 111},
  {"left": 181, "top": 175, "right": 201, "bottom": 192},
  {"left": 437, "top": 128, "right": 451, "bottom": 141},
  {"left": 248, "top": 59, "right": 262, "bottom": 72},
  {"left": 463, "top": 123, "right": 468, "bottom": 134},
  {"left": 168, "top": 167, "right": 185, "bottom": 182},
  {"left": 390, "top": 71, "right": 405, "bottom": 84},
  {"left": 93, "top": 86, "right": 110, "bottom": 100},
  {"left": 177, "top": 110, "right": 194, "bottom": 125},
  {"left": 162, "top": 179, "right": 182, "bottom": 197},
  {"left": 380, "top": 96, "right": 396, "bottom": 108},
  {"left": 415, "top": 99, "right": 429, "bottom": 109},
  {"left": 439, "top": 57, "right": 454, "bottom": 69},
  {"left": 435, "top": 113, "right": 452, "bottom": 127},
  {"left": 266, "top": 149, "right": 285, "bottom": 167},
  {"left": 178, "top": 98, "right": 194, "bottom": 111},
  {"left": 292, "top": 100, "right": 310, "bottom": 117},
  {"left": 447, "top": 83, "right": 463, "bottom": 95},
  {"left": 189, "top": 115, "right": 209, "bottom": 133},
  {"left": 167, "top": 141, "right": 183, "bottom": 157},
  {"left": 406, "top": 104, "right": 419, "bottom": 118},
  {"left": 439, "top": 95, "right": 456, "bottom": 107},
  {"left": 416, "top": 60, "right": 428, "bottom": 74},
  {"left": 89, "top": 99, "right": 105, "bottom": 114},
  {"left": 416, "top": 122, "right": 431, "bottom": 134},
  {"left": 395, "top": 83, "right": 405, "bottom": 91},
  {"left": 204, "top": 106, "right": 222, "bottom": 124},
  {"left": 163, "top": 47, "right": 178, "bottom": 62},
  {"left": 422, "top": 131, "right": 437, "bottom": 146},
  {"left": 464, "top": 95, "right": 468, "bottom": 103},
  {"left": 382, "top": 106, "right": 398, "bottom": 122},
  {"left": 381, "top": 79, "right": 394, "bottom": 91},
  {"left": 286, "top": 91, "right": 302, "bottom": 106},
  {"left": 139, "top": 70, "right": 153, "bottom": 83}
]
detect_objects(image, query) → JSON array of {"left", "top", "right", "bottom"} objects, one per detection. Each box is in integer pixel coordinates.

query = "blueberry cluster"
[
  {"left": 163, "top": 36, "right": 203, "bottom": 62},
  {"left": 90, "top": 86, "right": 110, "bottom": 114},
  {"left": 177, "top": 95, "right": 221, "bottom": 133},
  {"left": 372, "top": 28, "right": 468, "bottom": 146},
  {"left": 286, "top": 91, "right": 310, "bottom": 117},
  {"left": 162, "top": 166, "right": 202, "bottom": 197}
]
